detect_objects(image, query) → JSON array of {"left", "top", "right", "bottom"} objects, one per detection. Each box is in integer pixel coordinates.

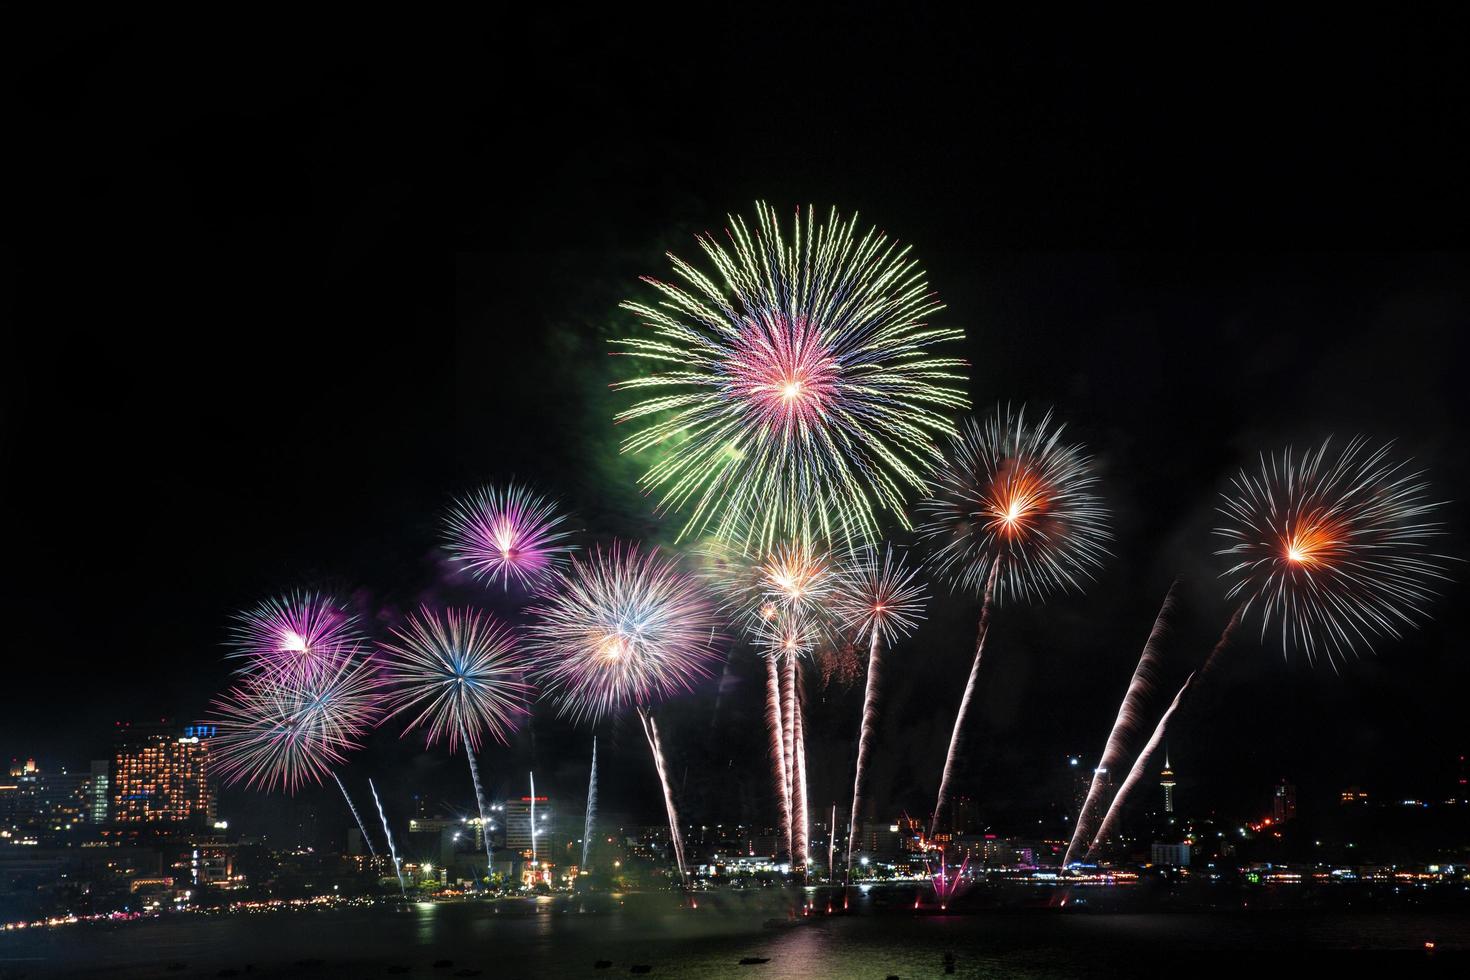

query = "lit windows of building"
[
  {"left": 504, "top": 796, "right": 549, "bottom": 856},
  {"left": 111, "top": 722, "right": 217, "bottom": 825}
]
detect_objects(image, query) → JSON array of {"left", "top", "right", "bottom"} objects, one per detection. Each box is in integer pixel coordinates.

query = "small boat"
[
  {"left": 630, "top": 966, "right": 653, "bottom": 975},
  {"left": 739, "top": 956, "right": 771, "bottom": 965},
  {"left": 594, "top": 961, "right": 613, "bottom": 969}
]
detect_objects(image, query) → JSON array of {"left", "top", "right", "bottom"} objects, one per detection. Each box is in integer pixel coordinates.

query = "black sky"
[{"left": 6, "top": 10, "right": 1469, "bottom": 839}]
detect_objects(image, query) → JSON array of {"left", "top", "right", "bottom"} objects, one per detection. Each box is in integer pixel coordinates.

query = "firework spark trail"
[
  {"left": 615, "top": 203, "right": 969, "bottom": 548},
  {"left": 638, "top": 707, "right": 688, "bottom": 884},
  {"left": 331, "top": 772, "right": 377, "bottom": 859},
  {"left": 582, "top": 738, "right": 598, "bottom": 870},
  {"left": 1062, "top": 583, "right": 1179, "bottom": 868},
  {"left": 846, "top": 630, "right": 881, "bottom": 884},
  {"left": 793, "top": 685, "right": 810, "bottom": 873},
  {"left": 765, "top": 655, "right": 792, "bottom": 861},
  {"left": 1086, "top": 673, "right": 1193, "bottom": 859},
  {"left": 369, "top": 778, "right": 406, "bottom": 897},
  {"left": 781, "top": 651, "right": 800, "bottom": 863},
  {"left": 461, "top": 719, "right": 495, "bottom": 875},
  {"left": 930, "top": 559, "right": 1000, "bottom": 838},
  {"left": 1087, "top": 608, "right": 1244, "bottom": 857}
]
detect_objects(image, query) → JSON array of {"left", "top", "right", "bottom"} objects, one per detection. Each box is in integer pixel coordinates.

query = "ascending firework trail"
[
  {"left": 331, "top": 772, "right": 378, "bottom": 859},
  {"left": 370, "top": 778, "right": 406, "bottom": 897},
  {"left": 919, "top": 406, "right": 1111, "bottom": 838},
  {"left": 1062, "top": 583, "right": 1179, "bottom": 868},
  {"left": 582, "top": 737, "right": 598, "bottom": 870}
]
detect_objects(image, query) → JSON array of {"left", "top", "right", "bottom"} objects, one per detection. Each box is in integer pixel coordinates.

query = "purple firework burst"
[
  {"left": 207, "top": 646, "right": 384, "bottom": 793},
  {"left": 228, "top": 591, "right": 364, "bottom": 684},
  {"left": 444, "top": 483, "right": 577, "bottom": 589}
]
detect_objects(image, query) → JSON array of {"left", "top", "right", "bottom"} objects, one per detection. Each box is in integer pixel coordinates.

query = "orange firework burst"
[
  {"left": 919, "top": 405, "right": 1110, "bottom": 603},
  {"left": 1216, "top": 436, "right": 1450, "bottom": 664}
]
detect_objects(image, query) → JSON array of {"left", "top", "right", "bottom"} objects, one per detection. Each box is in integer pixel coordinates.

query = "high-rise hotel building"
[{"left": 111, "top": 722, "right": 217, "bottom": 825}]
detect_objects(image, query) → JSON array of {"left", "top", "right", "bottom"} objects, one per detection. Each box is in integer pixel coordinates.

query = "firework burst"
[
  {"left": 1215, "top": 436, "right": 1450, "bottom": 665},
  {"left": 379, "top": 607, "right": 532, "bottom": 751},
  {"left": 833, "top": 545, "right": 928, "bottom": 646},
  {"left": 528, "top": 543, "right": 721, "bottom": 725},
  {"left": 207, "top": 646, "right": 384, "bottom": 793},
  {"left": 228, "top": 591, "right": 363, "bottom": 684},
  {"left": 444, "top": 482, "right": 577, "bottom": 589},
  {"left": 615, "top": 202, "right": 968, "bottom": 548},
  {"left": 919, "top": 405, "right": 1111, "bottom": 602}
]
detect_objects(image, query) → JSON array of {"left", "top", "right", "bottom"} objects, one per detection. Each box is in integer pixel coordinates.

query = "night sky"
[{"left": 7, "top": 11, "right": 1468, "bottom": 841}]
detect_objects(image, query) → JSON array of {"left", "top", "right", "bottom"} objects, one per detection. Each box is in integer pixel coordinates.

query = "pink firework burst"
[
  {"left": 528, "top": 542, "right": 722, "bottom": 725},
  {"left": 727, "top": 314, "right": 841, "bottom": 437},
  {"left": 207, "top": 646, "right": 384, "bottom": 793},
  {"left": 444, "top": 482, "right": 577, "bottom": 589},
  {"left": 229, "top": 591, "right": 364, "bottom": 684},
  {"left": 379, "top": 607, "right": 533, "bottom": 752}
]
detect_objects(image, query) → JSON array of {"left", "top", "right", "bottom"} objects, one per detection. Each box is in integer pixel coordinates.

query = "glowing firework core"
[{"left": 729, "top": 315, "right": 839, "bottom": 434}]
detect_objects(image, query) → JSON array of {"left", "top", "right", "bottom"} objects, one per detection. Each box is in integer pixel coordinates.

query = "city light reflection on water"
[{"left": 4, "top": 892, "right": 1470, "bottom": 978}]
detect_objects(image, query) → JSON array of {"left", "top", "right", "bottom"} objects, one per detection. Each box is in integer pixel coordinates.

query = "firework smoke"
[
  {"left": 616, "top": 202, "right": 968, "bottom": 547},
  {"left": 929, "top": 559, "right": 999, "bottom": 838},
  {"left": 1062, "top": 583, "right": 1179, "bottom": 868},
  {"left": 1087, "top": 673, "right": 1193, "bottom": 859},
  {"left": 1087, "top": 608, "right": 1244, "bottom": 856},
  {"left": 765, "top": 654, "right": 792, "bottom": 860}
]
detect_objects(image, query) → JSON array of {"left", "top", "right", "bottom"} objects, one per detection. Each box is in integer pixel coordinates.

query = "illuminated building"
[
  {"left": 111, "top": 722, "right": 217, "bottom": 825},
  {"left": 82, "top": 760, "right": 110, "bottom": 824},
  {"left": 1159, "top": 751, "right": 1176, "bottom": 815},
  {"left": 504, "top": 795, "right": 549, "bottom": 855},
  {"left": 1272, "top": 780, "right": 1297, "bottom": 823},
  {"left": 1068, "top": 756, "right": 1088, "bottom": 820},
  {"left": 1340, "top": 786, "right": 1369, "bottom": 805}
]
